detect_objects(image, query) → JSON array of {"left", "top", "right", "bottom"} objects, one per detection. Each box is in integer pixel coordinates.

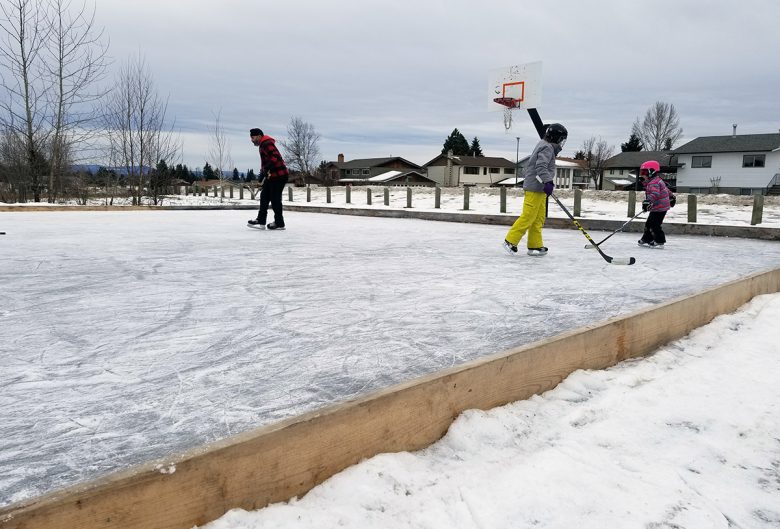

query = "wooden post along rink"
[{"left": 2, "top": 267, "right": 779, "bottom": 529}]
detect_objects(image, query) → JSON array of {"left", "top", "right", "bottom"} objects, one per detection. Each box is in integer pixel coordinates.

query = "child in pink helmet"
[{"left": 637, "top": 160, "right": 672, "bottom": 248}]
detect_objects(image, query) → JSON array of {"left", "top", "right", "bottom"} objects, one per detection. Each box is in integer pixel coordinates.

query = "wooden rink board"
[{"left": 2, "top": 267, "right": 779, "bottom": 529}]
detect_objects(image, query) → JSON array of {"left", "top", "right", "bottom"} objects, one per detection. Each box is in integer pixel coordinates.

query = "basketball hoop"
[{"left": 494, "top": 97, "right": 521, "bottom": 131}]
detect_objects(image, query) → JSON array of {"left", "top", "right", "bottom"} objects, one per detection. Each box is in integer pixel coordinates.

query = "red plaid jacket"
[{"left": 257, "top": 135, "right": 289, "bottom": 180}]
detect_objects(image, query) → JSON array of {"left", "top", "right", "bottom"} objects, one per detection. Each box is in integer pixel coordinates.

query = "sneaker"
[
  {"left": 267, "top": 222, "right": 285, "bottom": 230},
  {"left": 248, "top": 219, "right": 265, "bottom": 229},
  {"left": 527, "top": 247, "right": 548, "bottom": 257},
  {"left": 503, "top": 240, "right": 518, "bottom": 254}
]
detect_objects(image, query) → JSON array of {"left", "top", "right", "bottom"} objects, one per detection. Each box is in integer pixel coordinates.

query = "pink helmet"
[{"left": 639, "top": 160, "right": 660, "bottom": 175}]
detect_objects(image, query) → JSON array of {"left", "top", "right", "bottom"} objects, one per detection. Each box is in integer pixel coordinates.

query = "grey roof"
[
  {"left": 329, "top": 157, "right": 420, "bottom": 169},
  {"left": 604, "top": 151, "right": 675, "bottom": 169},
  {"left": 673, "top": 133, "right": 780, "bottom": 154},
  {"left": 423, "top": 154, "right": 515, "bottom": 168}
]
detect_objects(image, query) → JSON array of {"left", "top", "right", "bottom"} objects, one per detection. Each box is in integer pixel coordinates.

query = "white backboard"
[{"left": 487, "top": 61, "right": 543, "bottom": 112}]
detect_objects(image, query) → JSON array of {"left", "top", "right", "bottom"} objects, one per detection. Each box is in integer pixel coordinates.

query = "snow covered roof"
[{"left": 367, "top": 171, "right": 402, "bottom": 182}]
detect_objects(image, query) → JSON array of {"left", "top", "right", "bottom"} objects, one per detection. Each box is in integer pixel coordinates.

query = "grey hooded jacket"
[{"left": 522, "top": 140, "right": 562, "bottom": 193}]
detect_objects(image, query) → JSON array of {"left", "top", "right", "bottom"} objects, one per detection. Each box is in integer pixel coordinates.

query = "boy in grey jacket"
[{"left": 504, "top": 123, "right": 568, "bottom": 256}]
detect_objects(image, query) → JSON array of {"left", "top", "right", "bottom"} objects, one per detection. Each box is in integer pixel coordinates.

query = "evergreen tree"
[
  {"left": 468, "top": 137, "right": 484, "bottom": 157},
  {"left": 663, "top": 137, "right": 673, "bottom": 150},
  {"left": 202, "top": 162, "right": 215, "bottom": 180},
  {"left": 232, "top": 167, "right": 240, "bottom": 180},
  {"left": 246, "top": 168, "right": 256, "bottom": 182},
  {"left": 441, "top": 128, "right": 470, "bottom": 155},
  {"left": 620, "top": 133, "right": 644, "bottom": 152},
  {"left": 573, "top": 150, "right": 587, "bottom": 160}
]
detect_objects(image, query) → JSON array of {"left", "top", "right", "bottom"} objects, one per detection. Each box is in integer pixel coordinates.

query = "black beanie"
[{"left": 249, "top": 128, "right": 263, "bottom": 136}]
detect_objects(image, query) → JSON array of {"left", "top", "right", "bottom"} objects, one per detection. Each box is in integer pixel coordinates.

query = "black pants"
[
  {"left": 641, "top": 211, "right": 667, "bottom": 244},
  {"left": 257, "top": 176, "right": 287, "bottom": 226}
]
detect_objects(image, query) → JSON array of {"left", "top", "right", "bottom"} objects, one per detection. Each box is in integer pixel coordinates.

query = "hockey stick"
[
  {"left": 584, "top": 210, "right": 645, "bottom": 249},
  {"left": 549, "top": 191, "right": 635, "bottom": 265},
  {"left": 536, "top": 176, "right": 635, "bottom": 265}
]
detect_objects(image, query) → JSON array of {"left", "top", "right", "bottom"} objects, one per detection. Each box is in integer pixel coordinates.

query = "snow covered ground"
[
  {"left": 1, "top": 208, "right": 779, "bottom": 513},
  {"left": 202, "top": 293, "right": 780, "bottom": 529},
  {"left": 5, "top": 185, "right": 780, "bottom": 227}
]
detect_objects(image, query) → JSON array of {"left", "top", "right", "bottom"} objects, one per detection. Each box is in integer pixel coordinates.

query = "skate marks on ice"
[{"left": 1, "top": 210, "right": 780, "bottom": 506}]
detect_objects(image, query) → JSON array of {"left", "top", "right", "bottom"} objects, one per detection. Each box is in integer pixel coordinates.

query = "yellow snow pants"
[{"left": 505, "top": 191, "right": 547, "bottom": 248}]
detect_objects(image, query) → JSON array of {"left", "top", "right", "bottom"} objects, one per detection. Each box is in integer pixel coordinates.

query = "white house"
[
  {"left": 494, "top": 156, "right": 587, "bottom": 189},
  {"left": 673, "top": 131, "right": 780, "bottom": 195},
  {"left": 422, "top": 154, "right": 516, "bottom": 186}
]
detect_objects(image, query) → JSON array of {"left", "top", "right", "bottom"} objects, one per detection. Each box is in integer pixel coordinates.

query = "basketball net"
[{"left": 494, "top": 97, "right": 520, "bottom": 131}]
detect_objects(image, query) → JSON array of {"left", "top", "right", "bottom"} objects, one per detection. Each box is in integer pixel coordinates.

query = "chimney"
[
  {"left": 337, "top": 153, "right": 344, "bottom": 163},
  {"left": 732, "top": 124, "right": 737, "bottom": 138}
]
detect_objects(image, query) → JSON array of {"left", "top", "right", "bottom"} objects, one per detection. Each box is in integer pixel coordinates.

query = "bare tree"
[
  {"left": 0, "top": 0, "right": 50, "bottom": 201},
  {"left": 280, "top": 116, "right": 320, "bottom": 185},
  {"left": 102, "top": 54, "right": 179, "bottom": 205},
  {"left": 631, "top": 101, "right": 683, "bottom": 151},
  {"left": 42, "top": 0, "right": 108, "bottom": 202},
  {"left": 207, "top": 108, "right": 232, "bottom": 201},
  {"left": 581, "top": 136, "right": 615, "bottom": 190}
]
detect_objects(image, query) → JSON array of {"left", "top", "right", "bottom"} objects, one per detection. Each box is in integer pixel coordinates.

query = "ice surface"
[{"left": 1, "top": 209, "right": 779, "bottom": 506}]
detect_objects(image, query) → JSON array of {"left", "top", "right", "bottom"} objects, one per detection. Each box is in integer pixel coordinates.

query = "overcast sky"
[{"left": 91, "top": 0, "right": 780, "bottom": 172}]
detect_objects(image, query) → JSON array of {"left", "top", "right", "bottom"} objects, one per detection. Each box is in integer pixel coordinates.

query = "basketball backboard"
[{"left": 487, "top": 61, "right": 542, "bottom": 112}]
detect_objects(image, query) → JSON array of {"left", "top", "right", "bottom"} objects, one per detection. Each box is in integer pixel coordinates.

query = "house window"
[
  {"left": 464, "top": 167, "right": 479, "bottom": 175},
  {"left": 483, "top": 167, "right": 488, "bottom": 175},
  {"left": 610, "top": 169, "right": 614, "bottom": 175},
  {"left": 619, "top": 169, "right": 624, "bottom": 175},
  {"left": 503, "top": 168, "right": 515, "bottom": 174},
  {"left": 362, "top": 168, "right": 370, "bottom": 175},
  {"left": 489, "top": 167, "right": 500, "bottom": 174},
  {"left": 742, "top": 154, "right": 765, "bottom": 168},
  {"left": 691, "top": 156, "right": 712, "bottom": 168}
]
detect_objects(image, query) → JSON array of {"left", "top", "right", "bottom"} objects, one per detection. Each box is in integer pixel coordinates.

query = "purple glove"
[{"left": 543, "top": 181, "right": 554, "bottom": 196}]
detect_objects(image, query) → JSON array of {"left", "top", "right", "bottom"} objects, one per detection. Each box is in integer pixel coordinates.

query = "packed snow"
[{"left": 0, "top": 208, "right": 778, "bottom": 513}]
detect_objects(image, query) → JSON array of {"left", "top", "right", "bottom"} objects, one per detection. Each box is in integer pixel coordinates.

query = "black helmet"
[{"left": 544, "top": 123, "right": 568, "bottom": 146}]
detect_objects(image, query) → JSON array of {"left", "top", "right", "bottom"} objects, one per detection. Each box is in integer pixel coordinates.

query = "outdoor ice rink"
[{"left": 1, "top": 209, "right": 779, "bottom": 506}]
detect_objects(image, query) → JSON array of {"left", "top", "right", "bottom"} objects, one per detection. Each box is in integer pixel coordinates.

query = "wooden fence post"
[
  {"left": 500, "top": 186, "right": 507, "bottom": 213},
  {"left": 463, "top": 186, "right": 470, "bottom": 210},
  {"left": 346, "top": 184, "right": 351, "bottom": 204},
  {"left": 307, "top": 186, "right": 311, "bottom": 202},
  {"left": 229, "top": 186, "right": 233, "bottom": 199},
  {"left": 751, "top": 194, "right": 764, "bottom": 225},
  {"left": 239, "top": 186, "right": 243, "bottom": 200},
  {"left": 627, "top": 191, "right": 636, "bottom": 217},
  {"left": 573, "top": 188, "right": 582, "bottom": 217},
  {"left": 367, "top": 187, "right": 372, "bottom": 205},
  {"left": 384, "top": 187, "right": 389, "bottom": 206},
  {"left": 435, "top": 186, "right": 441, "bottom": 209},
  {"left": 406, "top": 187, "right": 412, "bottom": 208},
  {"left": 288, "top": 186, "right": 293, "bottom": 202},
  {"left": 687, "top": 194, "right": 697, "bottom": 223},
  {"left": 326, "top": 187, "right": 332, "bottom": 203}
]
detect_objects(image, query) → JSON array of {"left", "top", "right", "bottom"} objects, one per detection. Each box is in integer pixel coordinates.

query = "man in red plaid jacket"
[{"left": 248, "top": 128, "right": 289, "bottom": 230}]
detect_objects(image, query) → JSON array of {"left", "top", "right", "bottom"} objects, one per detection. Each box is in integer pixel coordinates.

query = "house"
[
  {"left": 673, "top": 130, "right": 780, "bottom": 195},
  {"left": 423, "top": 154, "right": 516, "bottom": 186},
  {"left": 350, "top": 169, "right": 436, "bottom": 187},
  {"left": 325, "top": 154, "right": 421, "bottom": 185},
  {"left": 602, "top": 151, "right": 678, "bottom": 191},
  {"left": 496, "top": 156, "right": 587, "bottom": 189}
]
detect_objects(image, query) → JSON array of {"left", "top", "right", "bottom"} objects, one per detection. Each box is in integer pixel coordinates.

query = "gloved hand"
[
  {"left": 543, "top": 181, "right": 554, "bottom": 196},
  {"left": 669, "top": 194, "right": 676, "bottom": 207},
  {"left": 642, "top": 199, "right": 652, "bottom": 212}
]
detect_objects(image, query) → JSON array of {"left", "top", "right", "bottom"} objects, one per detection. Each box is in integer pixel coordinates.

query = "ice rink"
[{"left": 1, "top": 209, "right": 779, "bottom": 506}]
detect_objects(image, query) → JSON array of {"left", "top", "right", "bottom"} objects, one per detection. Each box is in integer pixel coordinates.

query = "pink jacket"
[{"left": 643, "top": 176, "right": 671, "bottom": 212}]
